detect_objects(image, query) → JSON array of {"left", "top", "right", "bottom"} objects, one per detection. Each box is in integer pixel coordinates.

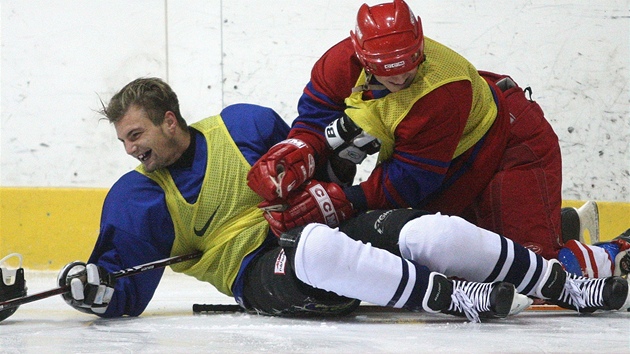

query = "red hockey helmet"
[{"left": 350, "top": 0, "right": 424, "bottom": 76}]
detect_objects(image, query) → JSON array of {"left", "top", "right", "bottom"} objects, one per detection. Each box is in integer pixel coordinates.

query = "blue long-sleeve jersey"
[{"left": 87, "top": 104, "right": 289, "bottom": 317}]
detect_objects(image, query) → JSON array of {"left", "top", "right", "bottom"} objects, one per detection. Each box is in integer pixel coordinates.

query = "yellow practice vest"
[
  {"left": 136, "top": 115, "right": 269, "bottom": 296},
  {"left": 345, "top": 37, "right": 497, "bottom": 162}
]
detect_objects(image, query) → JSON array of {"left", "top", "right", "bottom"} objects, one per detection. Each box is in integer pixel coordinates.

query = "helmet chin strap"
[{"left": 351, "top": 73, "right": 387, "bottom": 93}]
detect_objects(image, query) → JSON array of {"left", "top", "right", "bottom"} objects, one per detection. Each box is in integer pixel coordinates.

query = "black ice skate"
[
  {"left": 539, "top": 260, "right": 630, "bottom": 313},
  {"left": 421, "top": 272, "right": 532, "bottom": 323},
  {"left": 0, "top": 253, "right": 28, "bottom": 322}
]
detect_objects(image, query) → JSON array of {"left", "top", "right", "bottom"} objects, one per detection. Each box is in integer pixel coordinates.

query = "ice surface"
[{"left": 1, "top": 269, "right": 629, "bottom": 353}]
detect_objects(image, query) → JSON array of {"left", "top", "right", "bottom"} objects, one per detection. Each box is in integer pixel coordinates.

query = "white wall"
[{"left": 1, "top": 0, "right": 628, "bottom": 202}]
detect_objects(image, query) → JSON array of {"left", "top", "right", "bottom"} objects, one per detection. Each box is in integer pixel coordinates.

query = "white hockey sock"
[
  {"left": 398, "top": 213, "right": 550, "bottom": 296},
  {"left": 294, "top": 223, "right": 426, "bottom": 308}
]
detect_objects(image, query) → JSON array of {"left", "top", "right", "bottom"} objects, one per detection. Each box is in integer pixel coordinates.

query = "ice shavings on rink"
[{"left": 1, "top": 269, "right": 629, "bottom": 353}]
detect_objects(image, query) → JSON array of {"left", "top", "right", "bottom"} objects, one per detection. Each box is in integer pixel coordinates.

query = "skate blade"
[{"left": 577, "top": 201, "right": 599, "bottom": 244}]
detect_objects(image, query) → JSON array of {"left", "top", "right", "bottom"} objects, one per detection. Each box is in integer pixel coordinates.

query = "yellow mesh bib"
[
  {"left": 345, "top": 37, "right": 497, "bottom": 162},
  {"left": 136, "top": 115, "right": 268, "bottom": 296}
]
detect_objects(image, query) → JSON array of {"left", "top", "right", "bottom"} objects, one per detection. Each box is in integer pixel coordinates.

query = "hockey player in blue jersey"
[{"left": 56, "top": 77, "right": 629, "bottom": 323}]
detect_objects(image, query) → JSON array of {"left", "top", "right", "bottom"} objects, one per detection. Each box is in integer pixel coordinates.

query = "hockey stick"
[
  {"left": 191, "top": 303, "right": 567, "bottom": 313},
  {"left": 0, "top": 251, "right": 202, "bottom": 314}
]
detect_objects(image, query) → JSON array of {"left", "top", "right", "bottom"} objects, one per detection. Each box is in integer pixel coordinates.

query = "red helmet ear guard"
[{"left": 350, "top": 0, "right": 425, "bottom": 77}]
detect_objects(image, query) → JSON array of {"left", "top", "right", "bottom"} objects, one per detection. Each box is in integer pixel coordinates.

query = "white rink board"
[{"left": 1, "top": 1, "right": 628, "bottom": 201}]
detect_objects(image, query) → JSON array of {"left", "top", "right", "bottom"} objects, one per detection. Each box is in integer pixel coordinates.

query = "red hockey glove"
[
  {"left": 610, "top": 229, "right": 630, "bottom": 251},
  {"left": 247, "top": 139, "right": 316, "bottom": 201},
  {"left": 259, "top": 180, "right": 356, "bottom": 236}
]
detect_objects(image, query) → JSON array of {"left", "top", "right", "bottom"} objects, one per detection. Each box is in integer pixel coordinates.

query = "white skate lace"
[
  {"left": 449, "top": 281, "right": 492, "bottom": 323},
  {"left": 561, "top": 275, "right": 606, "bottom": 312}
]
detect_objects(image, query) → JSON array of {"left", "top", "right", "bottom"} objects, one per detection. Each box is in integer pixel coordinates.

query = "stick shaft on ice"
[{"left": 0, "top": 252, "right": 202, "bottom": 312}]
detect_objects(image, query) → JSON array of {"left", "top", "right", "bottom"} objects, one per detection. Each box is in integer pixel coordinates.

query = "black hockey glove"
[
  {"left": 325, "top": 114, "right": 381, "bottom": 164},
  {"left": 57, "top": 261, "right": 116, "bottom": 315}
]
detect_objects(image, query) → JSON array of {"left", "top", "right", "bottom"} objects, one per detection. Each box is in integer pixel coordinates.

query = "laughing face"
[{"left": 114, "top": 105, "right": 183, "bottom": 172}]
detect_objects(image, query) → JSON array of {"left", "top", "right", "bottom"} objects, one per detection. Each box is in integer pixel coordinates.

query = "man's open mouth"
[{"left": 138, "top": 150, "right": 152, "bottom": 162}]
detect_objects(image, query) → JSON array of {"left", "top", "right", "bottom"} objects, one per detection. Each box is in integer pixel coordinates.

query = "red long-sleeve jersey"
[
  {"left": 289, "top": 37, "right": 475, "bottom": 211},
  {"left": 288, "top": 37, "right": 564, "bottom": 260}
]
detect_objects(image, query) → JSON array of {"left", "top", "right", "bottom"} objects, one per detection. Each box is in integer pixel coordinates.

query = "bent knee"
[{"left": 398, "top": 214, "right": 476, "bottom": 259}]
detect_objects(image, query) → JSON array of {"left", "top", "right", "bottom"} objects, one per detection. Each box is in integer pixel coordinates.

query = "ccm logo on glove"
[
  {"left": 308, "top": 182, "right": 339, "bottom": 226},
  {"left": 259, "top": 180, "right": 355, "bottom": 236}
]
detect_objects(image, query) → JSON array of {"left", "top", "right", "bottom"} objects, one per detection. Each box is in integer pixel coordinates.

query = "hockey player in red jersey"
[{"left": 247, "top": 0, "right": 627, "bottom": 278}]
